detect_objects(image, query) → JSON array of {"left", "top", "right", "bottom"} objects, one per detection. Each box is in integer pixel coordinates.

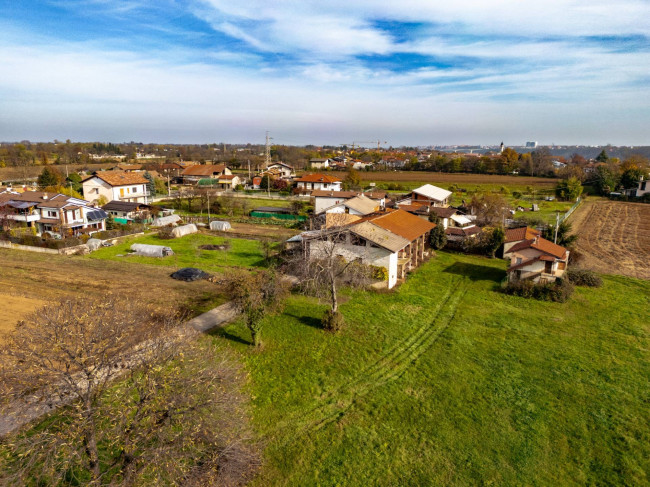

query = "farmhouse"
[
  {"left": 0, "top": 191, "right": 107, "bottom": 236},
  {"left": 297, "top": 208, "right": 436, "bottom": 289},
  {"left": 294, "top": 174, "right": 342, "bottom": 192},
  {"left": 181, "top": 164, "right": 231, "bottom": 184},
  {"left": 504, "top": 235, "right": 569, "bottom": 284},
  {"left": 82, "top": 172, "right": 150, "bottom": 204}
]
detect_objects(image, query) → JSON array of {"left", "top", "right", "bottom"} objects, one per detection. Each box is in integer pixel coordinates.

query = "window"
[
  {"left": 132, "top": 187, "right": 138, "bottom": 193},
  {"left": 516, "top": 257, "right": 522, "bottom": 265},
  {"left": 47, "top": 210, "right": 57, "bottom": 218}
]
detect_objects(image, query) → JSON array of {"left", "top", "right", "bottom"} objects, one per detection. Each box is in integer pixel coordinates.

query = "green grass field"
[
  {"left": 88, "top": 232, "right": 267, "bottom": 273},
  {"left": 212, "top": 252, "right": 650, "bottom": 486}
]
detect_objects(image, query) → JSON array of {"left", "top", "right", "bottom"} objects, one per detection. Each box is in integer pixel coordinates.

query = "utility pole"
[
  {"left": 554, "top": 212, "right": 560, "bottom": 244},
  {"left": 265, "top": 131, "right": 273, "bottom": 169}
]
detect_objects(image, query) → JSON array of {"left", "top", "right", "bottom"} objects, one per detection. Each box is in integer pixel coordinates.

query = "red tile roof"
[
  {"left": 93, "top": 172, "right": 149, "bottom": 186},
  {"left": 364, "top": 209, "right": 436, "bottom": 242},
  {"left": 505, "top": 226, "right": 541, "bottom": 243},
  {"left": 508, "top": 236, "right": 568, "bottom": 259},
  {"left": 295, "top": 173, "right": 341, "bottom": 183},
  {"left": 181, "top": 164, "right": 227, "bottom": 177}
]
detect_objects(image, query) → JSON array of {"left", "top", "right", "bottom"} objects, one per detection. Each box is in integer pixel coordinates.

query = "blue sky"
[{"left": 1, "top": 0, "right": 649, "bottom": 146}]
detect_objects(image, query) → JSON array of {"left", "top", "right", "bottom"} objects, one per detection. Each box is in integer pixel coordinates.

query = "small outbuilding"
[
  {"left": 210, "top": 220, "right": 232, "bottom": 231},
  {"left": 170, "top": 224, "right": 198, "bottom": 238},
  {"left": 130, "top": 243, "right": 174, "bottom": 257}
]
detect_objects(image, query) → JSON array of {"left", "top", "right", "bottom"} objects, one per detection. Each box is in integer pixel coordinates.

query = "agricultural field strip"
[
  {"left": 571, "top": 201, "right": 650, "bottom": 280},
  {"left": 269, "top": 280, "right": 468, "bottom": 442}
]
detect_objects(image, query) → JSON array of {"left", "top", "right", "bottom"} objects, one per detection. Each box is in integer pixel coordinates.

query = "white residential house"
[
  {"left": 82, "top": 172, "right": 150, "bottom": 204},
  {"left": 294, "top": 174, "right": 342, "bottom": 192},
  {"left": 624, "top": 176, "right": 650, "bottom": 198},
  {"left": 0, "top": 191, "right": 107, "bottom": 236},
  {"left": 312, "top": 190, "right": 387, "bottom": 215},
  {"left": 267, "top": 162, "right": 295, "bottom": 179},
  {"left": 309, "top": 158, "right": 331, "bottom": 169},
  {"left": 504, "top": 235, "right": 569, "bottom": 284}
]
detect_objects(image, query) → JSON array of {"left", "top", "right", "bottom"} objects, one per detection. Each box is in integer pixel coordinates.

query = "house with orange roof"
[
  {"left": 82, "top": 172, "right": 151, "bottom": 204},
  {"left": 295, "top": 208, "right": 436, "bottom": 288},
  {"left": 503, "top": 226, "right": 542, "bottom": 256},
  {"left": 181, "top": 164, "right": 231, "bottom": 184},
  {"left": 503, "top": 234, "right": 569, "bottom": 284},
  {"left": 294, "top": 173, "right": 342, "bottom": 192}
]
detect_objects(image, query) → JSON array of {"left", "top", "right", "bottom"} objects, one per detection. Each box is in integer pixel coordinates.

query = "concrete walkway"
[{"left": 187, "top": 301, "right": 239, "bottom": 332}]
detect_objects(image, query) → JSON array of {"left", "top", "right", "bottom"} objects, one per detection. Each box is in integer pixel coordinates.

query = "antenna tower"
[{"left": 265, "top": 131, "right": 273, "bottom": 168}]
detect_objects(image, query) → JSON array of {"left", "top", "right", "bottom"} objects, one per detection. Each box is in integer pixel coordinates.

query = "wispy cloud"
[{"left": 0, "top": 1, "right": 649, "bottom": 144}]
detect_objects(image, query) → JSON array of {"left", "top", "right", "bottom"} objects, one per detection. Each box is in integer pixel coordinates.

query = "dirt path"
[{"left": 569, "top": 200, "right": 650, "bottom": 279}]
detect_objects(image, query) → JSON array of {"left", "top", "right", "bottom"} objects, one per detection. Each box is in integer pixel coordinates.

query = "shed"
[
  {"left": 210, "top": 220, "right": 232, "bottom": 231},
  {"left": 130, "top": 243, "right": 174, "bottom": 257},
  {"left": 171, "top": 224, "right": 198, "bottom": 238},
  {"left": 152, "top": 214, "right": 181, "bottom": 227}
]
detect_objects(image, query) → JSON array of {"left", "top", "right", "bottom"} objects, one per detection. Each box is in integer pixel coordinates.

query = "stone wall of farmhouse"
[{"left": 308, "top": 240, "right": 397, "bottom": 287}]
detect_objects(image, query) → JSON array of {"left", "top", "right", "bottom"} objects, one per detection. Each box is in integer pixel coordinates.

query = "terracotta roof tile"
[
  {"left": 507, "top": 236, "right": 568, "bottom": 259},
  {"left": 365, "top": 209, "right": 436, "bottom": 242},
  {"left": 94, "top": 172, "right": 149, "bottom": 186},
  {"left": 181, "top": 164, "right": 227, "bottom": 177},
  {"left": 295, "top": 173, "right": 341, "bottom": 183},
  {"left": 505, "top": 226, "right": 541, "bottom": 243}
]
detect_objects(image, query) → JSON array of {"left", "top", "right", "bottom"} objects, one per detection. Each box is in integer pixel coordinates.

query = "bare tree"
[
  {"left": 285, "top": 221, "right": 372, "bottom": 330},
  {"left": 0, "top": 296, "right": 254, "bottom": 486}
]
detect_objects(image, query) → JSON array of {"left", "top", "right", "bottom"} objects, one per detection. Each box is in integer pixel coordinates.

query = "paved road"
[{"left": 0, "top": 301, "right": 240, "bottom": 437}]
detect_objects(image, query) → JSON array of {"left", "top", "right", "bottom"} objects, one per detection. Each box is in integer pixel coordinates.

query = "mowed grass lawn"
[
  {"left": 212, "top": 252, "right": 650, "bottom": 486},
  {"left": 88, "top": 232, "right": 266, "bottom": 273}
]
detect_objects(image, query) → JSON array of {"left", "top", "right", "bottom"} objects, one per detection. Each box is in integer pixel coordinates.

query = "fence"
[
  {"left": 560, "top": 197, "right": 582, "bottom": 224},
  {"left": 249, "top": 211, "right": 306, "bottom": 222}
]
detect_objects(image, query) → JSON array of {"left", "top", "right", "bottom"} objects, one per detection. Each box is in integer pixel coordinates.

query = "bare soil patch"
[
  {"left": 569, "top": 200, "right": 650, "bottom": 279},
  {"left": 0, "top": 249, "right": 219, "bottom": 340}
]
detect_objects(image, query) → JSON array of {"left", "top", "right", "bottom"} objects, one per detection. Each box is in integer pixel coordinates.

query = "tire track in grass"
[{"left": 269, "top": 280, "right": 468, "bottom": 442}]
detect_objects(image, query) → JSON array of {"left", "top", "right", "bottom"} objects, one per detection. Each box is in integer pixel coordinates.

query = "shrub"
[
  {"left": 322, "top": 309, "right": 344, "bottom": 332},
  {"left": 503, "top": 278, "right": 574, "bottom": 302},
  {"left": 157, "top": 225, "right": 175, "bottom": 239},
  {"left": 566, "top": 268, "right": 602, "bottom": 287},
  {"left": 371, "top": 266, "right": 389, "bottom": 281}
]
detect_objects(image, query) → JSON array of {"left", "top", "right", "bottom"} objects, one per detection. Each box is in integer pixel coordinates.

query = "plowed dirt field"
[{"left": 570, "top": 200, "right": 650, "bottom": 279}]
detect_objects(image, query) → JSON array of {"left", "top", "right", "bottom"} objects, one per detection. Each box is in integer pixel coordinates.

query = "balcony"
[{"left": 7, "top": 212, "right": 40, "bottom": 223}]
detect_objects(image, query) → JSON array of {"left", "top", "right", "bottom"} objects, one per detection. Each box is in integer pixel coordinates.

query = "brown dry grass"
[
  {"left": 0, "top": 249, "right": 220, "bottom": 340},
  {"left": 325, "top": 171, "right": 559, "bottom": 187},
  {"left": 570, "top": 200, "right": 650, "bottom": 279}
]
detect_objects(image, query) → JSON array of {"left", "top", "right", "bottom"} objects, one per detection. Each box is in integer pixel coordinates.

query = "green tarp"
[{"left": 250, "top": 211, "right": 306, "bottom": 221}]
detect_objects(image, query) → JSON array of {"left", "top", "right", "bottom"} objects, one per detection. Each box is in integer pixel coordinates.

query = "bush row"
[
  {"left": 503, "top": 278, "right": 574, "bottom": 302},
  {"left": 566, "top": 268, "right": 603, "bottom": 287}
]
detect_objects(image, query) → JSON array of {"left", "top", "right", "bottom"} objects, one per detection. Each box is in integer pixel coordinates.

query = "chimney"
[{"left": 42, "top": 193, "right": 48, "bottom": 200}]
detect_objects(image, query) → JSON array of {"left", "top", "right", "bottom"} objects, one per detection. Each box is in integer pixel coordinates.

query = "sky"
[{"left": 1, "top": 1, "right": 649, "bottom": 147}]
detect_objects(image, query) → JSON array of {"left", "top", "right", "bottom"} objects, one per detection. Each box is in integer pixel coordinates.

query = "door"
[{"left": 120, "top": 188, "right": 125, "bottom": 197}]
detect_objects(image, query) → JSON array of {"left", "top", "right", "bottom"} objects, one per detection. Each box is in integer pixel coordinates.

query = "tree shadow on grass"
[
  {"left": 285, "top": 312, "right": 323, "bottom": 330},
  {"left": 208, "top": 327, "right": 252, "bottom": 346},
  {"left": 443, "top": 261, "right": 506, "bottom": 283}
]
